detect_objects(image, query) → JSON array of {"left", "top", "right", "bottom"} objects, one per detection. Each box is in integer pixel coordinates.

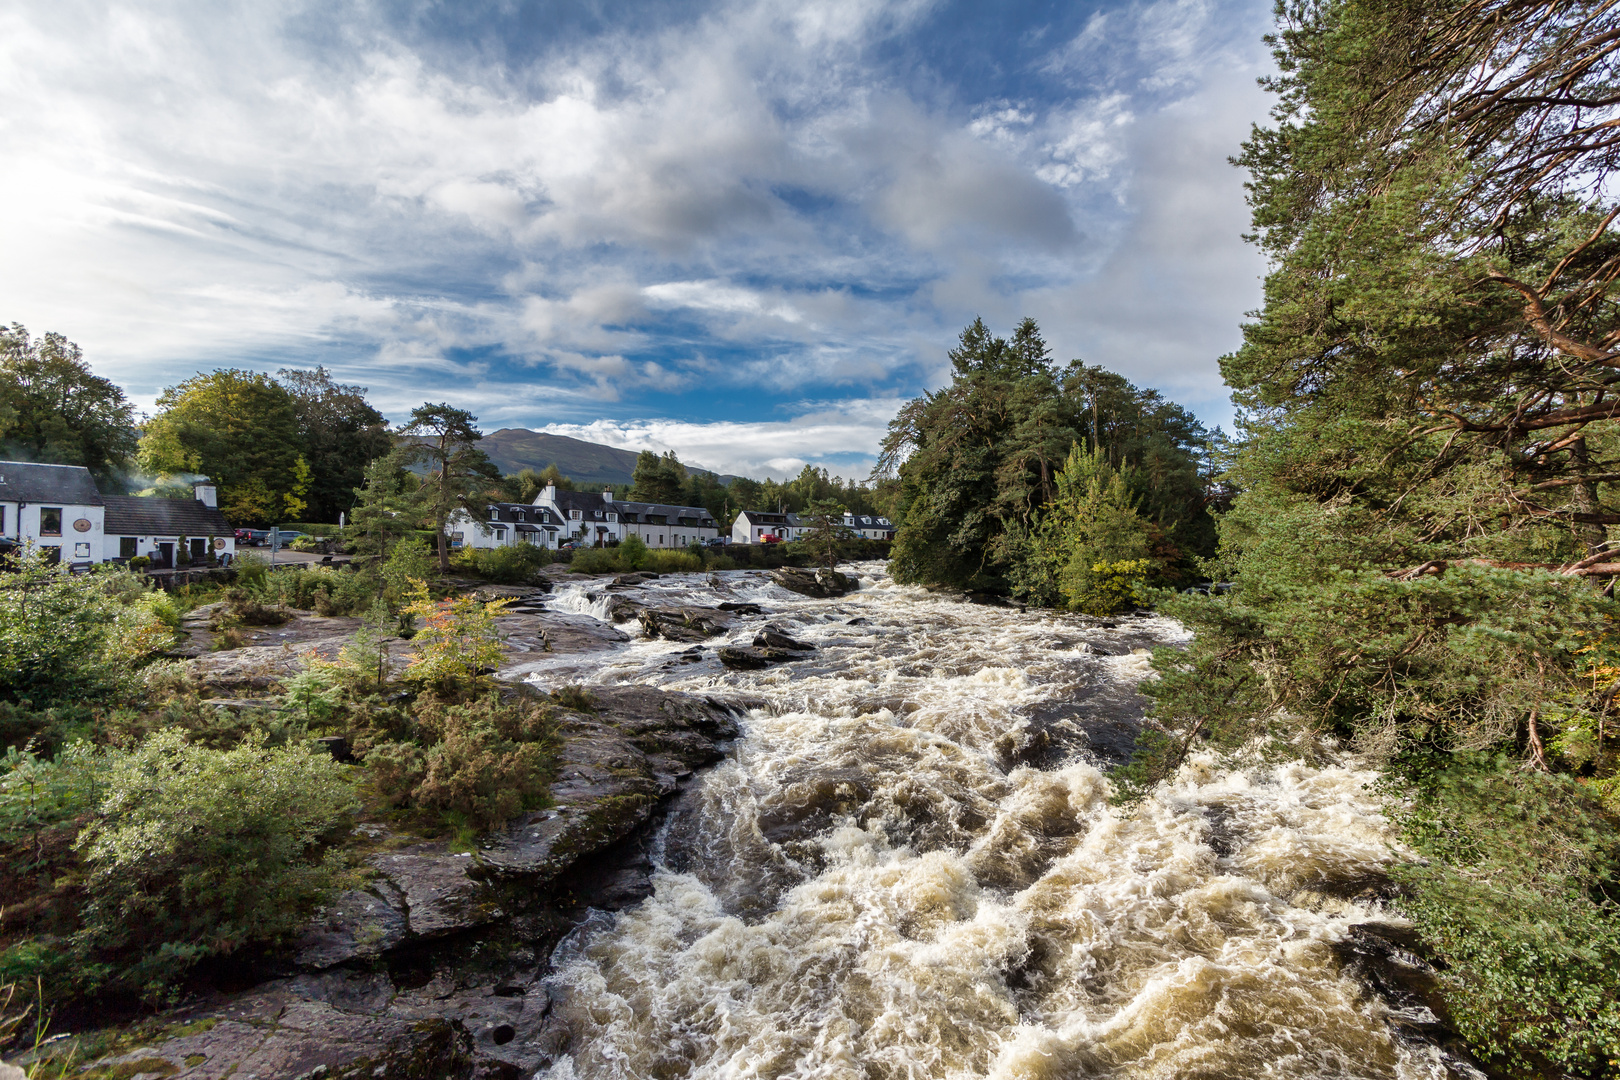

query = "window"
[
  {"left": 0, "top": 506, "right": 5, "bottom": 533},
  {"left": 41, "top": 546, "right": 60, "bottom": 564},
  {"left": 490, "top": 508, "right": 500, "bottom": 521},
  {"left": 570, "top": 510, "right": 582, "bottom": 520},
  {"left": 40, "top": 507, "right": 62, "bottom": 536},
  {"left": 607, "top": 513, "right": 617, "bottom": 522},
  {"left": 120, "top": 537, "right": 137, "bottom": 559},
  {"left": 515, "top": 510, "right": 525, "bottom": 521}
]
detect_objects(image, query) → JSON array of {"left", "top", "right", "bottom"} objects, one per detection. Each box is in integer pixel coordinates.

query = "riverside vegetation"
[
  {"left": 878, "top": 1, "right": 1620, "bottom": 1074},
  {"left": 0, "top": 545, "right": 572, "bottom": 1040}
]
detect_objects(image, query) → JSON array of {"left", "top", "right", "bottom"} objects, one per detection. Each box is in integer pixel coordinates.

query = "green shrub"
[
  {"left": 569, "top": 548, "right": 623, "bottom": 574},
  {"left": 75, "top": 729, "right": 357, "bottom": 999},
  {"left": 705, "top": 554, "right": 738, "bottom": 571},
  {"left": 233, "top": 552, "right": 269, "bottom": 590},
  {"left": 1382, "top": 755, "right": 1620, "bottom": 1075},
  {"left": 0, "top": 740, "right": 107, "bottom": 843},
  {"left": 126, "top": 555, "right": 151, "bottom": 571},
  {"left": 645, "top": 550, "right": 702, "bottom": 574},
  {"left": 412, "top": 694, "right": 557, "bottom": 830},
  {"left": 619, "top": 534, "right": 649, "bottom": 570},
  {"left": 0, "top": 554, "right": 170, "bottom": 707},
  {"left": 365, "top": 693, "right": 558, "bottom": 832},
  {"left": 455, "top": 543, "right": 548, "bottom": 584}
]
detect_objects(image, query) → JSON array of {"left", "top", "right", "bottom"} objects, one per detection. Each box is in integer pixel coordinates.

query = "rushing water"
[{"left": 528, "top": 564, "right": 1452, "bottom": 1080}]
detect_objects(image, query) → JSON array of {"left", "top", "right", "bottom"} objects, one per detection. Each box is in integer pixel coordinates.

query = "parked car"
[
  {"left": 760, "top": 534, "right": 784, "bottom": 544},
  {"left": 705, "top": 537, "right": 729, "bottom": 547},
  {"left": 266, "top": 529, "right": 310, "bottom": 547},
  {"left": 236, "top": 528, "right": 269, "bottom": 546}
]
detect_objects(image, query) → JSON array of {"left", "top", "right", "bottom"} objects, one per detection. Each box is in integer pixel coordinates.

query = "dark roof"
[
  {"left": 737, "top": 510, "right": 789, "bottom": 525},
  {"left": 547, "top": 490, "right": 612, "bottom": 517},
  {"left": 0, "top": 462, "right": 103, "bottom": 505},
  {"left": 615, "top": 500, "right": 717, "bottom": 527},
  {"left": 486, "top": 503, "right": 563, "bottom": 527},
  {"left": 103, "top": 495, "right": 233, "bottom": 537}
]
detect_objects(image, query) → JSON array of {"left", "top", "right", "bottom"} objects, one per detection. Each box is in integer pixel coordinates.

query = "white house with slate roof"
[
  {"left": 731, "top": 508, "right": 894, "bottom": 544},
  {"left": 612, "top": 495, "right": 719, "bottom": 548},
  {"left": 448, "top": 502, "right": 566, "bottom": 551},
  {"left": 0, "top": 461, "right": 235, "bottom": 569},
  {"left": 533, "top": 485, "right": 624, "bottom": 546}
]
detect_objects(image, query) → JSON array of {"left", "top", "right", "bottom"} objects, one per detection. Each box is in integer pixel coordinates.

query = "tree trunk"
[{"left": 1569, "top": 436, "right": 1609, "bottom": 554}]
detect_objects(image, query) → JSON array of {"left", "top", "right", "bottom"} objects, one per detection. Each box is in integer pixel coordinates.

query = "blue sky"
[{"left": 0, "top": 0, "right": 1274, "bottom": 479}]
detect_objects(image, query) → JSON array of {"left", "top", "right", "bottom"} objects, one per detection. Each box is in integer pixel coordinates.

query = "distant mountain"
[{"left": 477, "top": 428, "right": 730, "bottom": 487}]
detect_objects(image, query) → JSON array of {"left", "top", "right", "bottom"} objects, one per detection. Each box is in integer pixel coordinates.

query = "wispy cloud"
[{"left": 0, "top": 0, "right": 1274, "bottom": 450}]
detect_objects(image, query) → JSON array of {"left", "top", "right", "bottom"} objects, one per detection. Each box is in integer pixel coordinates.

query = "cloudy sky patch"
[{"left": 1, "top": 0, "right": 1273, "bottom": 479}]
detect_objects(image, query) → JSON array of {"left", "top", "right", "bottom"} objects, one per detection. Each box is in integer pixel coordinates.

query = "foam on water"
[{"left": 532, "top": 564, "right": 1443, "bottom": 1079}]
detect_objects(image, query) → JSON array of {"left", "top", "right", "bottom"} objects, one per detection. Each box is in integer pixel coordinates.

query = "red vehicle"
[{"left": 760, "top": 533, "right": 784, "bottom": 544}]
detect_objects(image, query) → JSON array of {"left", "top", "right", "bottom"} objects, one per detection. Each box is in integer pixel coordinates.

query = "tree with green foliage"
[
  {"left": 1008, "top": 444, "right": 1151, "bottom": 614},
  {"left": 349, "top": 448, "right": 426, "bottom": 559},
  {"left": 798, "top": 498, "right": 847, "bottom": 574},
  {"left": 277, "top": 367, "right": 391, "bottom": 523},
  {"left": 631, "top": 450, "right": 687, "bottom": 504},
  {"left": 137, "top": 370, "right": 301, "bottom": 526},
  {"left": 0, "top": 325, "right": 136, "bottom": 489},
  {"left": 1134, "top": 0, "right": 1620, "bottom": 1070},
  {"left": 398, "top": 404, "right": 500, "bottom": 573},
  {"left": 880, "top": 318, "right": 1213, "bottom": 592}
]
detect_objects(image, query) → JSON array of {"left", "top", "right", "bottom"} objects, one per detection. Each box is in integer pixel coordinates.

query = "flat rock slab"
[
  {"left": 84, "top": 997, "right": 474, "bottom": 1080},
  {"left": 639, "top": 606, "right": 731, "bottom": 642},
  {"left": 719, "top": 645, "right": 801, "bottom": 669},
  {"left": 368, "top": 849, "right": 505, "bottom": 939},
  {"left": 294, "top": 886, "right": 409, "bottom": 969}
]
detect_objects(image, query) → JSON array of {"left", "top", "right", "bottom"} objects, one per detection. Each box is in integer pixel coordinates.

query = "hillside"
[{"left": 479, "top": 429, "right": 727, "bottom": 486}]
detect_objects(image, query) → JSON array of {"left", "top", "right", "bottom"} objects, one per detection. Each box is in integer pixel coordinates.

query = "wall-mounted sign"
[
  {"left": 74, "top": 543, "right": 90, "bottom": 558},
  {"left": 212, "top": 536, "right": 226, "bottom": 550},
  {"left": 72, "top": 518, "right": 92, "bottom": 533}
]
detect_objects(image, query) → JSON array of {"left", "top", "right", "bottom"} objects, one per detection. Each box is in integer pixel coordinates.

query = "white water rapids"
[{"left": 526, "top": 564, "right": 1453, "bottom": 1080}]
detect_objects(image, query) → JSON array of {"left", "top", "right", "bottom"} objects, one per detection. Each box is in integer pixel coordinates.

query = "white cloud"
[
  {"left": 0, "top": 0, "right": 1275, "bottom": 440},
  {"left": 543, "top": 397, "right": 905, "bottom": 479}
]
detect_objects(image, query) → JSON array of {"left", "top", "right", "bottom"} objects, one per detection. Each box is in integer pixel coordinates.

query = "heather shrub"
[
  {"left": 569, "top": 548, "right": 621, "bottom": 574},
  {"left": 619, "top": 534, "right": 649, "bottom": 570},
  {"left": 645, "top": 549, "right": 703, "bottom": 574}
]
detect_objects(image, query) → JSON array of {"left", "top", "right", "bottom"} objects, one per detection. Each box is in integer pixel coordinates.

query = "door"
[{"left": 157, "top": 542, "right": 174, "bottom": 569}]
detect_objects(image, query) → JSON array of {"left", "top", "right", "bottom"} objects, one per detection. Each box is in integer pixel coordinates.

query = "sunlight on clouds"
[{"left": 0, "top": 0, "right": 1275, "bottom": 436}]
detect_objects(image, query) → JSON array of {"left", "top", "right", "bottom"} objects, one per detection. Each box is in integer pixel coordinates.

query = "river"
[{"left": 524, "top": 562, "right": 1456, "bottom": 1080}]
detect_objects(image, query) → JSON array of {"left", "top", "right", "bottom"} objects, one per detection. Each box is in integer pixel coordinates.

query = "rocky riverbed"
[{"left": 58, "top": 562, "right": 1485, "bottom": 1080}]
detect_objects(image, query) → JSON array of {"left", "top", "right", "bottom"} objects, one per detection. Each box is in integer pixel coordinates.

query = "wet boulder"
[
  {"left": 718, "top": 601, "right": 764, "bottom": 614},
  {"left": 753, "top": 627, "right": 815, "bottom": 652},
  {"left": 638, "top": 606, "right": 731, "bottom": 642},
  {"left": 610, "top": 571, "right": 660, "bottom": 588},
  {"left": 768, "top": 567, "right": 854, "bottom": 598},
  {"left": 718, "top": 645, "right": 799, "bottom": 669}
]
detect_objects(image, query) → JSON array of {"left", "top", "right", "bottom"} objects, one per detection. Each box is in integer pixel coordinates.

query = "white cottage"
[
  {"left": 0, "top": 461, "right": 235, "bottom": 569},
  {"left": 448, "top": 502, "right": 566, "bottom": 551}
]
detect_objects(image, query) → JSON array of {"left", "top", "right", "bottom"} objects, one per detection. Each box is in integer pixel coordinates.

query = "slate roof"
[
  {"left": 547, "top": 489, "right": 614, "bottom": 520},
  {"left": 484, "top": 503, "right": 564, "bottom": 530},
  {"left": 736, "top": 510, "right": 790, "bottom": 525},
  {"left": 0, "top": 462, "right": 104, "bottom": 506},
  {"left": 102, "top": 496, "right": 233, "bottom": 537},
  {"left": 616, "top": 499, "right": 718, "bottom": 528}
]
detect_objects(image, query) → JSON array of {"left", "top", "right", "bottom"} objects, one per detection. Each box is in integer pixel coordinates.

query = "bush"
[
  {"left": 569, "top": 548, "right": 622, "bottom": 574},
  {"left": 413, "top": 694, "right": 557, "bottom": 830},
  {"left": 127, "top": 555, "right": 151, "bottom": 571},
  {"left": 75, "top": 729, "right": 357, "bottom": 999},
  {"left": 619, "top": 534, "right": 649, "bottom": 570},
  {"left": 365, "top": 693, "right": 558, "bottom": 832},
  {"left": 1382, "top": 756, "right": 1620, "bottom": 1075},
  {"left": 645, "top": 550, "right": 703, "bottom": 574},
  {"left": 0, "top": 554, "right": 170, "bottom": 707},
  {"left": 400, "top": 580, "right": 512, "bottom": 691},
  {"left": 455, "top": 543, "right": 549, "bottom": 584}
]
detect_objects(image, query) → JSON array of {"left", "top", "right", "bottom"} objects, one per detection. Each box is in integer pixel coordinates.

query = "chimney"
[
  {"left": 603, "top": 489, "right": 614, "bottom": 502},
  {"left": 537, "top": 482, "right": 555, "bottom": 506},
  {"left": 193, "top": 477, "right": 217, "bottom": 508}
]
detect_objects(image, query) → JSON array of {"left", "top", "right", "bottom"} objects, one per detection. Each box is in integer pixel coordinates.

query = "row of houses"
[
  {"left": 0, "top": 461, "right": 236, "bottom": 569},
  {"left": 450, "top": 484, "right": 894, "bottom": 551},
  {"left": 2, "top": 461, "right": 892, "bottom": 567},
  {"left": 451, "top": 484, "right": 726, "bottom": 551},
  {"left": 730, "top": 509, "right": 895, "bottom": 544}
]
